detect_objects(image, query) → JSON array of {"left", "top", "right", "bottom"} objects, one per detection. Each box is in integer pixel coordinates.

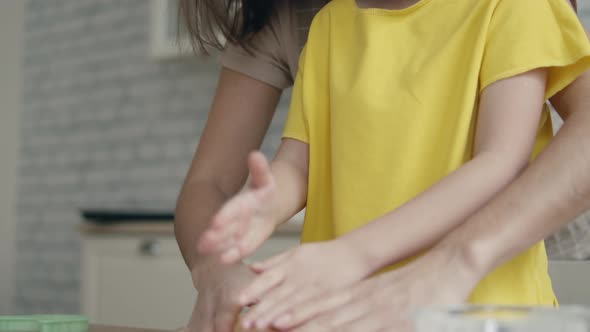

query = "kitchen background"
[{"left": 0, "top": 0, "right": 589, "bottom": 330}]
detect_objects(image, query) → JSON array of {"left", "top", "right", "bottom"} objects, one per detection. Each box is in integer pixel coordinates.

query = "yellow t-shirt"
[{"left": 283, "top": 0, "right": 590, "bottom": 305}]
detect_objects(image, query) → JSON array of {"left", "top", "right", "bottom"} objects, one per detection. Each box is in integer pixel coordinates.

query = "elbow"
[
  {"left": 174, "top": 170, "right": 233, "bottom": 220},
  {"left": 571, "top": 112, "right": 590, "bottom": 201}
]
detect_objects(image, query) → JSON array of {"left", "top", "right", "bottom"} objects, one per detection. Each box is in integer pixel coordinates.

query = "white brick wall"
[{"left": 15, "top": 0, "right": 290, "bottom": 313}]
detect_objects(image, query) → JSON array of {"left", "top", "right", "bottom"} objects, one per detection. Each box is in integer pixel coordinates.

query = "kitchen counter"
[
  {"left": 89, "top": 324, "right": 270, "bottom": 332},
  {"left": 89, "top": 325, "right": 167, "bottom": 332}
]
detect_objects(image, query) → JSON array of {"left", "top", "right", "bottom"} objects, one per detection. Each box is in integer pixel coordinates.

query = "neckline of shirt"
[{"left": 350, "top": 0, "right": 433, "bottom": 15}]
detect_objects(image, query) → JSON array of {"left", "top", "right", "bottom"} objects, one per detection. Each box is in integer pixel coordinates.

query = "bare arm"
[
  {"left": 264, "top": 139, "right": 310, "bottom": 228},
  {"left": 175, "top": 68, "right": 282, "bottom": 332},
  {"left": 340, "top": 69, "right": 549, "bottom": 272},
  {"left": 453, "top": 66, "right": 590, "bottom": 279},
  {"left": 175, "top": 67, "right": 281, "bottom": 275}
]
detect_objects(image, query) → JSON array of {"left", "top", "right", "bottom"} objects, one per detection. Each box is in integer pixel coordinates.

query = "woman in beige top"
[{"left": 175, "top": 1, "right": 590, "bottom": 331}]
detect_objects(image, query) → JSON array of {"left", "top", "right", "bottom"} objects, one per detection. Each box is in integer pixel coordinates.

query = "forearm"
[
  {"left": 260, "top": 138, "right": 310, "bottom": 227},
  {"left": 175, "top": 178, "right": 237, "bottom": 280},
  {"left": 266, "top": 159, "right": 308, "bottom": 226},
  {"left": 444, "top": 108, "right": 590, "bottom": 278},
  {"left": 340, "top": 70, "right": 547, "bottom": 274},
  {"left": 340, "top": 152, "right": 528, "bottom": 273},
  {"left": 174, "top": 68, "right": 281, "bottom": 284}
]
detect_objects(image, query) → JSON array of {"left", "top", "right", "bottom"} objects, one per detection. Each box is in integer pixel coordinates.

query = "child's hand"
[
  {"left": 265, "top": 246, "right": 474, "bottom": 332},
  {"left": 239, "top": 241, "right": 370, "bottom": 331},
  {"left": 198, "top": 151, "right": 278, "bottom": 264}
]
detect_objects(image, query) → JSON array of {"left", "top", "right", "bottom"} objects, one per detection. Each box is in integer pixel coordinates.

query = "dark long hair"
[
  {"left": 179, "top": 0, "right": 578, "bottom": 54},
  {"left": 179, "top": 0, "right": 275, "bottom": 54}
]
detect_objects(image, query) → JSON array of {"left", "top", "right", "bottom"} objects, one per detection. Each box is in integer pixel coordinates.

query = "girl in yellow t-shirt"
[{"left": 198, "top": 0, "right": 590, "bottom": 330}]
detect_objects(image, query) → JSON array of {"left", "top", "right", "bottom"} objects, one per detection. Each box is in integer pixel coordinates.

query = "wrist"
[
  {"left": 330, "top": 238, "right": 375, "bottom": 278},
  {"left": 189, "top": 257, "right": 213, "bottom": 290},
  {"left": 267, "top": 195, "right": 288, "bottom": 229},
  {"left": 339, "top": 230, "right": 389, "bottom": 274},
  {"left": 435, "top": 233, "right": 491, "bottom": 285},
  {"left": 190, "top": 256, "right": 240, "bottom": 290}
]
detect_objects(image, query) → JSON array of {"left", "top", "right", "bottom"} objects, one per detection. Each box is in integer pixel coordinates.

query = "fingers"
[
  {"left": 254, "top": 287, "right": 325, "bottom": 330},
  {"left": 287, "top": 276, "right": 413, "bottom": 332},
  {"left": 198, "top": 193, "right": 255, "bottom": 255},
  {"left": 273, "top": 291, "right": 353, "bottom": 330},
  {"left": 264, "top": 289, "right": 328, "bottom": 330},
  {"left": 239, "top": 267, "right": 286, "bottom": 307},
  {"left": 197, "top": 151, "right": 275, "bottom": 259},
  {"left": 237, "top": 251, "right": 294, "bottom": 329},
  {"left": 218, "top": 219, "right": 275, "bottom": 264},
  {"left": 199, "top": 220, "right": 241, "bottom": 252},
  {"left": 250, "top": 250, "right": 290, "bottom": 274},
  {"left": 211, "top": 192, "right": 255, "bottom": 230},
  {"left": 302, "top": 295, "right": 367, "bottom": 331},
  {"left": 242, "top": 284, "right": 297, "bottom": 330},
  {"left": 248, "top": 151, "right": 275, "bottom": 191},
  {"left": 226, "top": 219, "right": 275, "bottom": 264},
  {"left": 219, "top": 247, "right": 242, "bottom": 264},
  {"left": 197, "top": 153, "right": 276, "bottom": 259}
]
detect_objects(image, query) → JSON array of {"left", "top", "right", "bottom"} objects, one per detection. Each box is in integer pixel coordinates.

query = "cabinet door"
[
  {"left": 82, "top": 234, "right": 300, "bottom": 330},
  {"left": 82, "top": 236, "right": 195, "bottom": 330}
]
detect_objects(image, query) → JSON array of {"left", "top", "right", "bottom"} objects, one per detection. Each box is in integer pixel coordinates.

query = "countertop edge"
[{"left": 80, "top": 221, "right": 302, "bottom": 236}]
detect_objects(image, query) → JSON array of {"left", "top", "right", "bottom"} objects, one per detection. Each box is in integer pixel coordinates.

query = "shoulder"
[
  {"left": 306, "top": 0, "right": 346, "bottom": 33},
  {"left": 491, "top": 0, "right": 571, "bottom": 14}
]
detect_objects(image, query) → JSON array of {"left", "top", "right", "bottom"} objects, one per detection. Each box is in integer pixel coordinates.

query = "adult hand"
[
  {"left": 276, "top": 245, "right": 479, "bottom": 332},
  {"left": 185, "top": 263, "right": 257, "bottom": 332},
  {"left": 240, "top": 240, "right": 371, "bottom": 330}
]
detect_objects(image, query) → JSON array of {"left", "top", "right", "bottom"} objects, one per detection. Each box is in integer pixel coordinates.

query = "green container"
[
  {"left": 34, "top": 316, "right": 88, "bottom": 332},
  {"left": 0, "top": 316, "right": 40, "bottom": 332},
  {"left": 0, "top": 315, "right": 88, "bottom": 332}
]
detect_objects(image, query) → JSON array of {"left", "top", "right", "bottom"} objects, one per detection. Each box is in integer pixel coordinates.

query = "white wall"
[{"left": 0, "top": 1, "right": 24, "bottom": 314}]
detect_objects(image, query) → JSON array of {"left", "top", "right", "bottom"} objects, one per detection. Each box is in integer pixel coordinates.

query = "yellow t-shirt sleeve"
[
  {"left": 282, "top": 47, "right": 310, "bottom": 144},
  {"left": 480, "top": 0, "right": 590, "bottom": 99}
]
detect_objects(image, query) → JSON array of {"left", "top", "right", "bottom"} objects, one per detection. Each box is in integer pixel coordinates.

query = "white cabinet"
[
  {"left": 82, "top": 235, "right": 194, "bottom": 330},
  {"left": 81, "top": 225, "right": 300, "bottom": 330}
]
